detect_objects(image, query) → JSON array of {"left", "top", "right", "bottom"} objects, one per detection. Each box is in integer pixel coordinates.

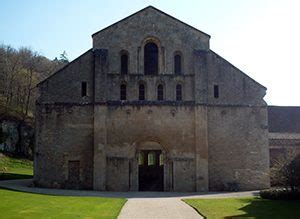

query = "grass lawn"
[
  {"left": 184, "top": 197, "right": 300, "bottom": 219},
  {"left": 0, "top": 152, "right": 33, "bottom": 180},
  {"left": 0, "top": 188, "right": 126, "bottom": 218}
]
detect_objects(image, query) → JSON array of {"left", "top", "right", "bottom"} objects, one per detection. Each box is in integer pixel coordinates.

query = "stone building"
[
  {"left": 34, "top": 6, "right": 270, "bottom": 192},
  {"left": 268, "top": 106, "right": 300, "bottom": 166}
]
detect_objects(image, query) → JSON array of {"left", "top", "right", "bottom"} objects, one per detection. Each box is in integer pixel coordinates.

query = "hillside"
[{"left": 0, "top": 152, "right": 33, "bottom": 180}]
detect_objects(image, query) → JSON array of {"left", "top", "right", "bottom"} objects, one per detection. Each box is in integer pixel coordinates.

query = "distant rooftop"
[{"left": 268, "top": 106, "right": 300, "bottom": 133}]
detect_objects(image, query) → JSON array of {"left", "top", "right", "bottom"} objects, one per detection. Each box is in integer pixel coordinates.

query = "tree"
[
  {"left": 59, "top": 50, "right": 69, "bottom": 64},
  {"left": 0, "top": 44, "right": 64, "bottom": 155},
  {"left": 285, "top": 154, "right": 300, "bottom": 191}
]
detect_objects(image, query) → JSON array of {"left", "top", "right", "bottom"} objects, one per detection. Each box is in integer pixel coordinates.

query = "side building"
[{"left": 268, "top": 106, "right": 300, "bottom": 165}]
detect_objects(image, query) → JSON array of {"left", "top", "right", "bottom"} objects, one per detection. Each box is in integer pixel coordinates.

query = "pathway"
[
  {"left": 0, "top": 179, "right": 260, "bottom": 219},
  {"left": 118, "top": 198, "right": 201, "bottom": 219}
]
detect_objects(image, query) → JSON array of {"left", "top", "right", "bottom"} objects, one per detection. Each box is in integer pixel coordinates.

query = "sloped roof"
[
  {"left": 210, "top": 50, "right": 267, "bottom": 90},
  {"left": 268, "top": 106, "right": 300, "bottom": 133},
  {"left": 92, "top": 6, "right": 210, "bottom": 38},
  {"left": 37, "top": 49, "right": 92, "bottom": 86}
]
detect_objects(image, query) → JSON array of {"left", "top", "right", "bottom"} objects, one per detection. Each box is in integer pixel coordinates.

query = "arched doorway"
[
  {"left": 136, "top": 141, "right": 167, "bottom": 191},
  {"left": 138, "top": 150, "right": 164, "bottom": 191}
]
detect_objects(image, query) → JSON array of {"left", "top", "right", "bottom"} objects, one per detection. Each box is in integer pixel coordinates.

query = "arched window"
[
  {"left": 176, "top": 84, "right": 182, "bottom": 101},
  {"left": 144, "top": 42, "right": 158, "bottom": 75},
  {"left": 174, "top": 54, "right": 182, "bottom": 75},
  {"left": 120, "top": 84, "right": 127, "bottom": 100},
  {"left": 120, "top": 53, "right": 128, "bottom": 75},
  {"left": 139, "top": 84, "right": 145, "bottom": 100},
  {"left": 157, "top": 84, "right": 164, "bottom": 101}
]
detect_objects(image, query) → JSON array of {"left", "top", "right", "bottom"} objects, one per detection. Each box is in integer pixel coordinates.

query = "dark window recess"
[
  {"left": 214, "top": 85, "right": 219, "bottom": 98},
  {"left": 176, "top": 84, "right": 182, "bottom": 101},
  {"left": 120, "top": 84, "right": 127, "bottom": 100},
  {"left": 144, "top": 42, "right": 158, "bottom": 75},
  {"left": 81, "top": 82, "right": 87, "bottom": 97},
  {"left": 174, "top": 54, "right": 182, "bottom": 75},
  {"left": 121, "top": 54, "right": 128, "bottom": 74},
  {"left": 157, "top": 84, "right": 164, "bottom": 101},
  {"left": 139, "top": 84, "right": 145, "bottom": 100}
]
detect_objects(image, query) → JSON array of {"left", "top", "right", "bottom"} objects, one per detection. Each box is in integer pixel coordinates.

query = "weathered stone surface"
[
  {"left": 34, "top": 6, "right": 270, "bottom": 191},
  {"left": 0, "top": 119, "right": 34, "bottom": 157}
]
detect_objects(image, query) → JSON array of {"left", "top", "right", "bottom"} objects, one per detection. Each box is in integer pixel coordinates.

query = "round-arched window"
[
  {"left": 176, "top": 84, "right": 182, "bottom": 101},
  {"left": 174, "top": 54, "right": 182, "bottom": 75},
  {"left": 157, "top": 84, "right": 164, "bottom": 101},
  {"left": 144, "top": 42, "right": 158, "bottom": 75},
  {"left": 139, "top": 84, "right": 145, "bottom": 100}
]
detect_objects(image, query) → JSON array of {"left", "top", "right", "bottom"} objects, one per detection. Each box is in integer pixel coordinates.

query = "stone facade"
[{"left": 34, "top": 6, "right": 270, "bottom": 191}]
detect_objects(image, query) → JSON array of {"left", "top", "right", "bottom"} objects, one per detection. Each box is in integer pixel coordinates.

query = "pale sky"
[{"left": 1, "top": 0, "right": 300, "bottom": 106}]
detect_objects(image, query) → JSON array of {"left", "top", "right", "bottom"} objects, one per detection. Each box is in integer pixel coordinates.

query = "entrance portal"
[{"left": 138, "top": 150, "right": 163, "bottom": 191}]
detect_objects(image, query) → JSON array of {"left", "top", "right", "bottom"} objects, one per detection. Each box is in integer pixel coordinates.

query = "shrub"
[
  {"left": 260, "top": 188, "right": 300, "bottom": 200},
  {"left": 0, "top": 166, "right": 8, "bottom": 175},
  {"left": 271, "top": 152, "right": 300, "bottom": 191}
]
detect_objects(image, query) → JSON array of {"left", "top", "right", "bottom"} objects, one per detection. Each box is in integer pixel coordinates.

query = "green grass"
[
  {"left": 0, "top": 153, "right": 126, "bottom": 218},
  {"left": 0, "top": 188, "right": 126, "bottom": 218},
  {"left": 0, "top": 152, "right": 33, "bottom": 180},
  {"left": 184, "top": 197, "right": 300, "bottom": 218}
]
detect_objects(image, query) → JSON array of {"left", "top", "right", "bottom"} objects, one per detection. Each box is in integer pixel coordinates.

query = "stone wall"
[
  {"left": 93, "top": 104, "right": 207, "bottom": 192},
  {"left": 208, "top": 106, "right": 270, "bottom": 191},
  {"left": 34, "top": 104, "right": 94, "bottom": 189},
  {"left": 269, "top": 133, "right": 300, "bottom": 166},
  {"left": 105, "top": 74, "right": 194, "bottom": 101},
  {"left": 38, "top": 49, "right": 94, "bottom": 104},
  {"left": 92, "top": 7, "right": 210, "bottom": 75},
  {"left": 195, "top": 51, "right": 266, "bottom": 106}
]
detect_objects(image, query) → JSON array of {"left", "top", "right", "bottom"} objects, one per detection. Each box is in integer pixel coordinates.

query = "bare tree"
[{"left": 271, "top": 148, "right": 300, "bottom": 191}]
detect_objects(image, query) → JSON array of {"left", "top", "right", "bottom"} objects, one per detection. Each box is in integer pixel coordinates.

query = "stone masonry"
[{"left": 34, "top": 6, "right": 270, "bottom": 191}]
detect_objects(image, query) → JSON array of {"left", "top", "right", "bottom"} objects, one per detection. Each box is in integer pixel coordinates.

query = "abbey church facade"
[{"left": 34, "top": 6, "right": 270, "bottom": 192}]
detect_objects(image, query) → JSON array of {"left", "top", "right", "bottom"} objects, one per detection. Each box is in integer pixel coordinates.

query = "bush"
[
  {"left": 0, "top": 166, "right": 8, "bottom": 176},
  {"left": 271, "top": 152, "right": 300, "bottom": 191},
  {"left": 260, "top": 188, "right": 300, "bottom": 200}
]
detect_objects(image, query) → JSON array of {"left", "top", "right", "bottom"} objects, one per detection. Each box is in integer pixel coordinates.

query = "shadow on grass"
[
  {"left": 224, "top": 198, "right": 300, "bottom": 218},
  {"left": 0, "top": 173, "right": 33, "bottom": 181}
]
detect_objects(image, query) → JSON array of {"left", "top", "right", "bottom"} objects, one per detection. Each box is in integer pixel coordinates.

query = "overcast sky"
[{"left": 1, "top": 0, "right": 299, "bottom": 106}]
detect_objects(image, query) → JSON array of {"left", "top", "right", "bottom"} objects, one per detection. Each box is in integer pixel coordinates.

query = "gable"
[
  {"left": 92, "top": 6, "right": 210, "bottom": 51},
  {"left": 203, "top": 51, "right": 267, "bottom": 106},
  {"left": 92, "top": 6, "right": 210, "bottom": 39}
]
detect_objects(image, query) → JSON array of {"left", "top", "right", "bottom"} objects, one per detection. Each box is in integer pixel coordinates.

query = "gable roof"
[
  {"left": 210, "top": 50, "right": 267, "bottom": 90},
  {"left": 37, "top": 49, "right": 92, "bottom": 87},
  {"left": 92, "top": 6, "right": 210, "bottom": 38},
  {"left": 268, "top": 106, "right": 300, "bottom": 133}
]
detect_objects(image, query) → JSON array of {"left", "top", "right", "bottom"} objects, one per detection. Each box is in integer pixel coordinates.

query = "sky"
[{"left": 1, "top": 0, "right": 300, "bottom": 106}]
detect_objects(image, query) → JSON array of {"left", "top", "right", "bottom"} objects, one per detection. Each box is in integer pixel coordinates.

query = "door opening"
[{"left": 138, "top": 150, "right": 163, "bottom": 191}]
